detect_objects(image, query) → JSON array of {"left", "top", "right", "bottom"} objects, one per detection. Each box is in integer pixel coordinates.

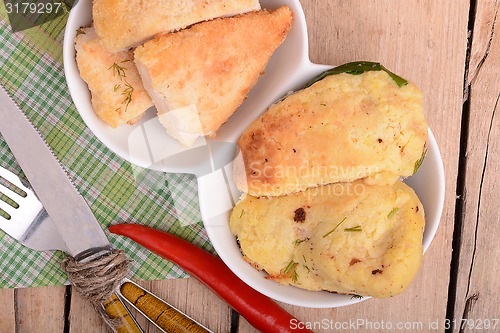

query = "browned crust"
[
  {"left": 235, "top": 71, "right": 428, "bottom": 196},
  {"left": 75, "top": 27, "right": 152, "bottom": 128},
  {"left": 134, "top": 7, "right": 294, "bottom": 137},
  {"left": 93, "top": 0, "right": 261, "bottom": 52}
]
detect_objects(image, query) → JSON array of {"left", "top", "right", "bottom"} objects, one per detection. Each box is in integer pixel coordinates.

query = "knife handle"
[
  {"left": 118, "top": 279, "right": 211, "bottom": 333},
  {"left": 102, "top": 293, "right": 144, "bottom": 333}
]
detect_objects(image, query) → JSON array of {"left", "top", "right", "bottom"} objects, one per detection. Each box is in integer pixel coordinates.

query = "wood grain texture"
[
  {"left": 135, "top": 279, "right": 232, "bottom": 333},
  {"left": 467, "top": 0, "right": 499, "bottom": 86},
  {"left": 0, "top": 288, "right": 15, "bottom": 333},
  {"left": 69, "top": 286, "right": 108, "bottom": 333},
  {"left": 15, "top": 286, "right": 66, "bottom": 332},
  {"left": 68, "top": 279, "right": 232, "bottom": 332},
  {"left": 453, "top": 0, "right": 500, "bottom": 331},
  {"left": 237, "top": 0, "right": 470, "bottom": 331},
  {"left": 6, "top": 0, "right": 478, "bottom": 332}
]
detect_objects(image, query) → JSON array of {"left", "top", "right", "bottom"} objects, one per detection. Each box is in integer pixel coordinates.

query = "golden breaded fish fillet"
[
  {"left": 234, "top": 68, "right": 428, "bottom": 196},
  {"left": 230, "top": 180, "right": 425, "bottom": 298},
  {"left": 75, "top": 27, "right": 153, "bottom": 128},
  {"left": 134, "top": 7, "right": 293, "bottom": 146},
  {"left": 93, "top": 0, "right": 261, "bottom": 52}
]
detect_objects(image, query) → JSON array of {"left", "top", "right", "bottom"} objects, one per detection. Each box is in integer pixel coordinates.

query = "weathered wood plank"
[
  {"left": 467, "top": 0, "right": 499, "bottom": 86},
  {"left": 15, "top": 286, "right": 66, "bottom": 332},
  {"left": 69, "top": 278, "right": 232, "bottom": 332},
  {"left": 142, "top": 279, "right": 232, "bottom": 332},
  {"left": 7, "top": 1, "right": 472, "bottom": 332},
  {"left": 0, "top": 288, "right": 15, "bottom": 333},
  {"left": 238, "top": 0, "right": 469, "bottom": 331},
  {"left": 453, "top": 0, "right": 500, "bottom": 331},
  {"left": 69, "top": 286, "right": 108, "bottom": 333}
]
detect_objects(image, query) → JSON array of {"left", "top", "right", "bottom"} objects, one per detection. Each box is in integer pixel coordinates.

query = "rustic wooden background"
[{"left": 1, "top": 0, "right": 499, "bottom": 332}]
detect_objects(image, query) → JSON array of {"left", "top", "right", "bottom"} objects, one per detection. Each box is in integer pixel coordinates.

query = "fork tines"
[{"left": 0, "top": 166, "right": 43, "bottom": 239}]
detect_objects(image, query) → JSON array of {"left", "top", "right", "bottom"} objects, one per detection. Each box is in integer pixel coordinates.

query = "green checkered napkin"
[{"left": 0, "top": 5, "right": 214, "bottom": 288}]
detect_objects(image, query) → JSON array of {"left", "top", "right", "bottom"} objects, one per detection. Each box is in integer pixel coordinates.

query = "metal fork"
[
  {"left": 0, "top": 165, "right": 210, "bottom": 333},
  {"left": 0, "top": 165, "right": 69, "bottom": 252},
  {"left": 0, "top": 165, "right": 147, "bottom": 331}
]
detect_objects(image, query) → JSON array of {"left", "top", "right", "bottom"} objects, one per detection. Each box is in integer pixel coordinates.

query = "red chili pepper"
[{"left": 109, "top": 224, "right": 314, "bottom": 333}]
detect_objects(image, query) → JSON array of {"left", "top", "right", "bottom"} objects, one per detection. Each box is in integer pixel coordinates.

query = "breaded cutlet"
[
  {"left": 75, "top": 27, "right": 153, "bottom": 128},
  {"left": 93, "top": 0, "right": 261, "bottom": 52},
  {"left": 134, "top": 6, "right": 294, "bottom": 146}
]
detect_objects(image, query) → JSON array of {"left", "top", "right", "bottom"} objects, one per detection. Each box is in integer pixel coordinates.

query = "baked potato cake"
[
  {"left": 75, "top": 27, "right": 153, "bottom": 127},
  {"left": 233, "top": 62, "right": 428, "bottom": 196},
  {"left": 134, "top": 7, "right": 293, "bottom": 146},
  {"left": 229, "top": 180, "right": 425, "bottom": 298},
  {"left": 93, "top": 0, "right": 261, "bottom": 52}
]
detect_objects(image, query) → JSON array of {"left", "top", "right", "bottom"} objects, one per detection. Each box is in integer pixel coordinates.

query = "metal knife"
[{"left": 0, "top": 87, "right": 210, "bottom": 333}]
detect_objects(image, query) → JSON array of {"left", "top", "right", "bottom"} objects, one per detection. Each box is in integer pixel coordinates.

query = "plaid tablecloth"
[{"left": 0, "top": 2, "right": 214, "bottom": 288}]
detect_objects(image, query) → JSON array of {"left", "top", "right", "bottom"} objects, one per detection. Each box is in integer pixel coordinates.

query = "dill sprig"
[
  {"left": 121, "top": 82, "right": 134, "bottom": 110},
  {"left": 108, "top": 62, "right": 127, "bottom": 80},
  {"left": 387, "top": 207, "right": 399, "bottom": 219},
  {"left": 350, "top": 294, "right": 364, "bottom": 300},
  {"left": 344, "top": 225, "right": 362, "bottom": 232},
  {"left": 323, "top": 217, "right": 347, "bottom": 238},
  {"left": 291, "top": 271, "right": 299, "bottom": 283},
  {"left": 292, "top": 238, "right": 310, "bottom": 246},
  {"left": 283, "top": 261, "right": 299, "bottom": 283},
  {"left": 283, "top": 261, "right": 297, "bottom": 275},
  {"left": 109, "top": 61, "right": 134, "bottom": 112},
  {"left": 76, "top": 27, "right": 86, "bottom": 36}
]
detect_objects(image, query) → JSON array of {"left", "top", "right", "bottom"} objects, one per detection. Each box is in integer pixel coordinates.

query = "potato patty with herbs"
[
  {"left": 233, "top": 65, "right": 428, "bottom": 197},
  {"left": 230, "top": 180, "right": 425, "bottom": 298}
]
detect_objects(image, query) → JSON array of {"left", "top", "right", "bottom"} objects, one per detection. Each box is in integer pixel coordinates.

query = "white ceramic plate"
[{"left": 64, "top": 0, "right": 445, "bottom": 308}]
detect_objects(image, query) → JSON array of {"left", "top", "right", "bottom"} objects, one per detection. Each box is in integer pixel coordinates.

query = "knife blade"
[
  {"left": 0, "top": 86, "right": 143, "bottom": 332},
  {"left": 0, "top": 86, "right": 213, "bottom": 333},
  {"left": 0, "top": 87, "right": 111, "bottom": 260}
]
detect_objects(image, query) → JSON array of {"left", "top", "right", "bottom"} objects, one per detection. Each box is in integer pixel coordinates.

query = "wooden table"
[{"left": 1, "top": 0, "right": 498, "bottom": 332}]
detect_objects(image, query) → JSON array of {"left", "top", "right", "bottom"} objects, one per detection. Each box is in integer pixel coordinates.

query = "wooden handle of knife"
[
  {"left": 102, "top": 293, "right": 143, "bottom": 333},
  {"left": 120, "top": 281, "right": 209, "bottom": 333}
]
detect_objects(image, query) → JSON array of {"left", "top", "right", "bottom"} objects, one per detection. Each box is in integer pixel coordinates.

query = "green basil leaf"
[
  {"left": 413, "top": 148, "right": 428, "bottom": 174},
  {"left": 305, "top": 61, "right": 408, "bottom": 88}
]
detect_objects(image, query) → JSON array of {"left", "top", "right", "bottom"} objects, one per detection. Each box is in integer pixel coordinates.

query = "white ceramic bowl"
[{"left": 64, "top": 0, "right": 445, "bottom": 308}]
